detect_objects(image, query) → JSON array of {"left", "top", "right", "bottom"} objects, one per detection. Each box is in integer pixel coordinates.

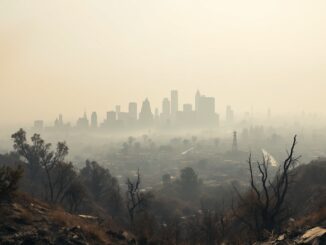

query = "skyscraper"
[
  {"left": 76, "top": 112, "right": 89, "bottom": 129},
  {"left": 139, "top": 98, "right": 154, "bottom": 126},
  {"left": 195, "top": 90, "right": 200, "bottom": 112},
  {"left": 195, "top": 92, "right": 218, "bottom": 126},
  {"left": 91, "top": 112, "right": 98, "bottom": 128},
  {"left": 128, "top": 102, "right": 138, "bottom": 120},
  {"left": 54, "top": 114, "right": 64, "bottom": 128},
  {"left": 197, "top": 96, "right": 215, "bottom": 115},
  {"left": 107, "top": 111, "right": 116, "bottom": 122},
  {"left": 171, "top": 90, "right": 178, "bottom": 116},
  {"left": 162, "top": 98, "right": 170, "bottom": 115}
]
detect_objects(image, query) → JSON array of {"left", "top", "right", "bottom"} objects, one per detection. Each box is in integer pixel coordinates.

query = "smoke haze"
[{"left": 1, "top": 0, "right": 326, "bottom": 125}]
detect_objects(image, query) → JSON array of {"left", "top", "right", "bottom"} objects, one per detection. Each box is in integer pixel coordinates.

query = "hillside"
[
  {"left": 0, "top": 193, "right": 132, "bottom": 245},
  {"left": 0, "top": 154, "right": 325, "bottom": 244},
  {"left": 287, "top": 158, "right": 326, "bottom": 220}
]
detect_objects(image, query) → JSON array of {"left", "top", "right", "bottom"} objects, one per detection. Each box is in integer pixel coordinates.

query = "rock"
[
  {"left": 78, "top": 214, "right": 98, "bottom": 220},
  {"left": 298, "top": 227, "right": 326, "bottom": 244},
  {"left": 277, "top": 234, "right": 286, "bottom": 241}
]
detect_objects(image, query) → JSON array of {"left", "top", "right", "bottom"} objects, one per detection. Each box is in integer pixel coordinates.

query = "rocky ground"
[
  {"left": 0, "top": 193, "right": 325, "bottom": 245},
  {"left": 0, "top": 194, "right": 133, "bottom": 245},
  {"left": 255, "top": 226, "right": 326, "bottom": 245}
]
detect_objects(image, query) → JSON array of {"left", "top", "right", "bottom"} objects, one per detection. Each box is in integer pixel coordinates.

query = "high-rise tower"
[
  {"left": 195, "top": 90, "right": 200, "bottom": 112},
  {"left": 162, "top": 98, "right": 170, "bottom": 115},
  {"left": 171, "top": 90, "right": 178, "bottom": 116},
  {"left": 139, "top": 98, "right": 154, "bottom": 126},
  {"left": 91, "top": 112, "right": 98, "bottom": 128},
  {"left": 128, "top": 102, "right": 138, "bottom": 120}
]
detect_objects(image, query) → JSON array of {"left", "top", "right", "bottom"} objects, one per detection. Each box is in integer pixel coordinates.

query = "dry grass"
[
  {"left": 293, "top": 206, "right": 326, "bottom": 228},
  {"left": 81, "top": 222, "right": 109, "bottom": 242},
  {"left": 18, "top": 206, "right": 34, "bottom": 224},
  {"left": 50, "top": 209, "right": 109, "bottom": 243}
]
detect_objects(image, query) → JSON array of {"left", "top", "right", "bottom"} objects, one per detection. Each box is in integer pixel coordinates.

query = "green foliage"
[{"left": 0, "top": 165, "right": 23, "bottom": 200}]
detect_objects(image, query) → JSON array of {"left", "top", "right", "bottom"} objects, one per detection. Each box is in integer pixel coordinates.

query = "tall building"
[
  {"left": 195, "top": 92, "right": 218, "bottom": 126},
  {"left": 162, "top": 98, "right": 170, "bottom": 115},
  {"left": 177, "top": 104, "right": 196, "bottom": 126},
  {"left": 171, "top": 90, "right": 178, "bottom": 116},
  {"left": 116, "top": 105, "right": 121, "bottom": 120},
  {"left": 195, "top": 90, "right": 201, "bottom": 112},
  {"left": 139, "top": 98, "right": 153, "bottom": 126},
  {"left": 160, "top": 98, "right": 171, "bottom": 125},
  {"left": 91, "top": 112, "right": 98, "bottom": 128},
  {"left": 107, "top": 111, "right": 116, "bottom": 122},
  {"left": 54, "top": 114, "right": 64, "bottom": 128},
  {"left": 76, "top": 112, "right": 89, "bottom": 129},
  {"left": 128, "top": 102, "right": 138, "bottom": 120},
  {"left": 197, "top": 96, "right": 215, "bottom": 115}
]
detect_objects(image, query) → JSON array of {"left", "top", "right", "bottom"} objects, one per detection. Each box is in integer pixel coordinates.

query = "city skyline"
[
  {"left": 27, "top": 86, "right": 325, "bottom": 130},
  {"left": 33, "top": 90, "right": 222, "bottom": 130},
  {"left": 1, "top": 87, "right": 322, "bottom": 130}
]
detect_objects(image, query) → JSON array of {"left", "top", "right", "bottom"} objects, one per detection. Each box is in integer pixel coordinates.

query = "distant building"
[
  {"left": 118, "top": 112, "right": 130, "bottom": 124},
  {"left": 54, "top": 114, "right": 64, "bottom": 128},
  {"left": 139, "top": 98, "right": 153, "bottom": 126},
  {"left": 198, "top": 96, "right": 215, "bottom": 115},
  {"left": 107, "top": 111, "right": 117, "bottom": 122},
  {"left": 76, "top": 112, "right": 89, "bottom": 129},
  {"left": 91, "top": 112, "right": 98, "bottom": 128},
  {"left": 195, "top": 90, "right": 201, "bottom": 112},
  {"left": 162, "top": 98, "right": 170, "bottom": 115},
  {"left": 171, "top": 90, "right": 178, "bottom": 116},
  {"left": 160, "top": 98, "right": 171, "bottom": 126},
  {"left": 195, "top": 91, "right": 219, "bottom": 126},
  {"left": 128, "top": 102, "right": 138, "bottom": 120},
  {"left": 115, "top": 105, "right": 121, "bottom": 119},
  {"left": 53, "top": 114, "right": 70, "bottom": 130},
  {"left": 177, "top": 104, "right": 196, "bottom": 126},
  {"left": 101, "top": 111, "right": 118, "bottom": 129}
]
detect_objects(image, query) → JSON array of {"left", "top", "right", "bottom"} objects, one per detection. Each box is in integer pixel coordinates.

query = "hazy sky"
[{"left": 1, "top": 0, "right": 326, "bottom": 125}]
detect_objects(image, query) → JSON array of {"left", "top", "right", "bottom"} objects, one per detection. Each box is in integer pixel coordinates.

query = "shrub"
[{"left": 0, "top": 165, "right": 23, "bottom": 200}]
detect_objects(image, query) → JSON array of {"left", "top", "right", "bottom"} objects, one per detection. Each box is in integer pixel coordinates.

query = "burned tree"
[
  {"left": 233, "top": 135, "right": 299, "bottom": 240},
  {"left": 126, "top": 169, "right": 147, "bottom": 226}
]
